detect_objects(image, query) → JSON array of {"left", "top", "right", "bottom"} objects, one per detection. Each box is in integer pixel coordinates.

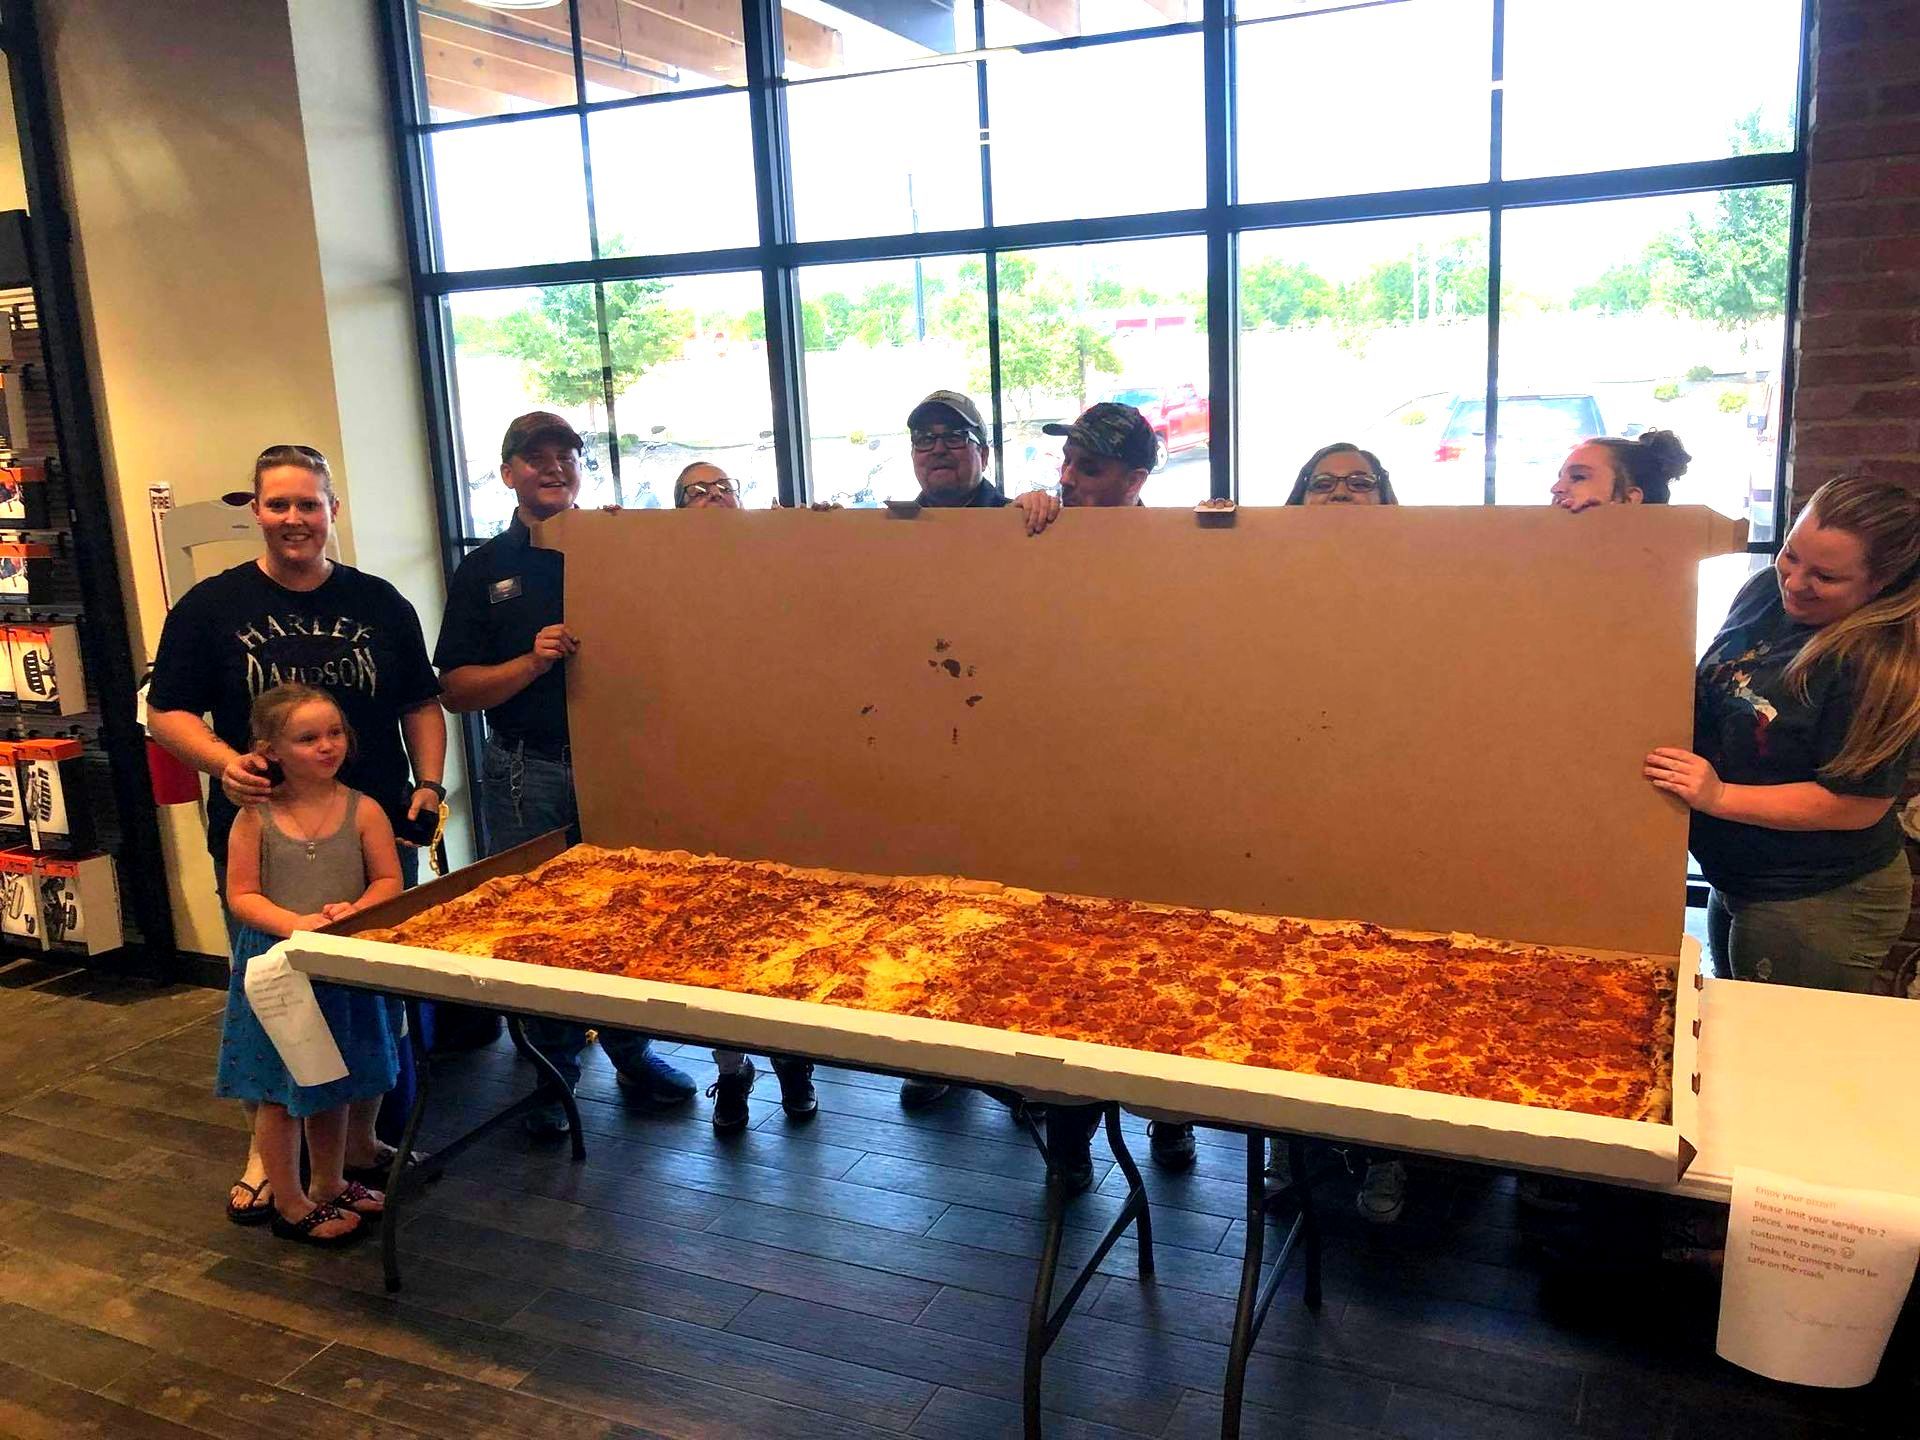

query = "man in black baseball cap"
[
  {"left": 437, "top": 410, "right": 697, "bottom": 1135},
  {"left": 905, "top": 390, "right": 1006, "bottom": 509}
]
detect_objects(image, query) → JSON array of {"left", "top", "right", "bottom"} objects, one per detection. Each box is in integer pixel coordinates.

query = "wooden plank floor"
[{"left": 0, "top": 964, "right": 1914, "bottom": 1440}]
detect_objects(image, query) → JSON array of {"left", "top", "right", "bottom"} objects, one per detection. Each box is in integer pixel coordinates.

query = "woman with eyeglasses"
[
  {"left": 674, "top": 461, "right": 741, "bottom": 509},
  {"left": 148, "top": 444, "right": 448, "bottom": 1227},
  {"left": 1284, "top": 444, "right": 1399, "bottom": 506}
]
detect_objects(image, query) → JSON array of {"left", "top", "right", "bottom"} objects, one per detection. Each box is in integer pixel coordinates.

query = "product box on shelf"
[
  {"left": 0, "top": 540, "right": 52, "bottom": 604},
  {"left": 8, "top": 621, "right": 84, "bottom": 716},
  {"left": 1, "top": 371, "right": 28, "bottom": 456},
  {"left": 0, "top": 845, "right": 41, "bottom": 950},
  {"left": 35, "top": 852, "right": 119, "bottom": 955},
  {"left": 0, "top": 624, "right": 16, "bottom": 712},
  {"left": 20, "top": 736, "right": 93, "bottom": 853},
  {"left": 296, "top": 505, "right": 1746, "bottom": 1187},
  {"left": 0, "top": 463, "right": 51, "bottom": 529},
  {"left": 0, "top": 739, "right": 25, "bottom": 849}
]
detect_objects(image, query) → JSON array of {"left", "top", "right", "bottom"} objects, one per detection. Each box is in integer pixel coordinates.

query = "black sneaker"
[
  {"left": 1148, "top": 1121, "right": 1196, "bottom": 1171},
  {"left": 899, "top": 1078, "right": 951, "bottom": 1109},
  {"left": 522, "top": 1098, "right": 572, "bottom": 1138},
  {"left": 614, "top": 1049, "right": 698, "bottom": 1109},
  {"left": 708, "top": 1058, "right": 757, "bottom": 1133},
  {"left": 1045, "top": 1107, "right": 1099, "bottom": 1195},
  {"left": 770, "top": 1058, "right": 818, "bottom": 1120}
]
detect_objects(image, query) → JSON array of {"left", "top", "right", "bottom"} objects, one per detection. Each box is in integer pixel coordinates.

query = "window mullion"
[
  {"left": 1203, "top": 0, "right": 1235, "bottom": 502},
  {"left": 744, "top": 0, "right": 808, "bottom": 507},
  {"left": 1481, "top": 0, "right": 1506, "bottom": 507}
]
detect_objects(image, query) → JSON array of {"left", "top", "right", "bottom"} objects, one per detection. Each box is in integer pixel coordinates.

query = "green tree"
[
  {"left": 1653, "top": 184, "right": 1789, "bottom": 335},
  {"left": 850, "top": 281, "right": 916, "bottom": 347},
  {"left": 452, "top": 311, "right": 511, "bottom": 353},
  {"left": 1571, "top": 259, "right": 1656, "bottom": 314},
  {"left": 933, "top": 256, "right": 1122, "bottom": 418},
  {"left": 1239, "top": 258, "right": 1335, "bottom": 330},
  {"left": 1343, "top": 236, "right": 1488, "bottom": 326},
  {"left": 485, "top": 273, "right": 687, "bottom": 427},
  {"left": 1565, "top": 112, "right": 1789, "bottom": 334}
]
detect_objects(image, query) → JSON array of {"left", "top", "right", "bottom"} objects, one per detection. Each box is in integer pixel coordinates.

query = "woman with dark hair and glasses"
[
  {"left": 1284, "top": 443, "right": 1399, "bottom": 506},
  {"left": 148, "top": 444, "right": 447, "bottom": 1226}
]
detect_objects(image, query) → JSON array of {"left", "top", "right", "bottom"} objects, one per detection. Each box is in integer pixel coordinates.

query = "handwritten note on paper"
[
  {"left": 243, "top": 944, "right": 349, "bottom": 1087},
  {"left": 1717, "top": 1165, "right": 1920, "bottom": 1387}
]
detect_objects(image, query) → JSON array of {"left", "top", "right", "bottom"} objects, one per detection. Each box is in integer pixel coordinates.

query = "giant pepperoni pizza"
[{"left": 362, "top": 844, "right": 1674, "bottom": 1123}]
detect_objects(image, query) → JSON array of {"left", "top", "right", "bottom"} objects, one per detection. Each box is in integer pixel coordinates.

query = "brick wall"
[
  {"left": 1793, "top": 0, "right": 1920, "bottom": 993},
  {"left": 1792, "top": 0, "right": 1920, "bottom": 503}
]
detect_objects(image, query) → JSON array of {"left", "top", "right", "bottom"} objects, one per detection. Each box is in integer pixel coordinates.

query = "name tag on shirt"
[{"left": 489, "top": 577, "right": 524, "bottom": 604}]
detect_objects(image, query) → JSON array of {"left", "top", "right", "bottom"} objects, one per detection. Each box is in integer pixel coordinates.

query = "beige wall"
[
  {"left": 0, "top": 62, "right": 29, "bottom": 215},
  {"left": 40, "top": 0, "right": 458, "bottom": 955}
]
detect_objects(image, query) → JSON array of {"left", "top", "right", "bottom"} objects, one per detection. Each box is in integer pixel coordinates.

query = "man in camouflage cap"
[{"left": 1013, "top": 401, "right": 1157, "bottom": 531}]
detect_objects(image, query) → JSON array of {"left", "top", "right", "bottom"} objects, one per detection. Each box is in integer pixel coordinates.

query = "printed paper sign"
[
  {"left": 244, "top": 944, "right": 348, "bottom": 1086},
  {"left": 1717, "top": 1165, "right": 1920, "bottom": 1387}
]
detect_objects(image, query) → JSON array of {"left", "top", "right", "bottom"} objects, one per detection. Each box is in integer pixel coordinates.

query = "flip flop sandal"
[
  {"left": 326, "top": 1180, "right": 385, "bottom": 1219},
  {"left": 270, "top": 1201, "right": 364, "bottom": 1248},
  {"left": 343, "top": 1147, "right": 432, "bottom": 1188},
  {"left": 226, "top": 1177, "right": 274, "bottom": 1227}
]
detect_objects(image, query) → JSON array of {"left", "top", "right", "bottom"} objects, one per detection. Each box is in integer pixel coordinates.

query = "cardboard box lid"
[{"left": 544, "top": 504, "right": 1744, "bottom": 956}]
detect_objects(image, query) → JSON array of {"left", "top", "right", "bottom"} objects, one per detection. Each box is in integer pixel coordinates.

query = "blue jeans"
[{"left": 479, "top": 738, "right": 653, "bottom": 1090}]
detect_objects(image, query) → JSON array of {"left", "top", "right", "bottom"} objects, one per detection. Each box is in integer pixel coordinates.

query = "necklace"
[{"left": 275, "top": 786, "right": 342, "bottom": 861}]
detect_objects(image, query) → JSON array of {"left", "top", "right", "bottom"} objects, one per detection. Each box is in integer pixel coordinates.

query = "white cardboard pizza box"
[{"left": 287, "top": 504, "right": 1742, "bottom": 1187}]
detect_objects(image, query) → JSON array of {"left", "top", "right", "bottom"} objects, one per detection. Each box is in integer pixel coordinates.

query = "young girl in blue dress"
[{"left": 215, "top": 683, "right": 404, "bottom": 1246}]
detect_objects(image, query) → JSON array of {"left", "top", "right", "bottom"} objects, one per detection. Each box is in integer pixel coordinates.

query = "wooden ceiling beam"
[
  {"left": 421, "top": 71, "right": 533, "bottom": 119},
  {"left": 421, "top": 0, "right": 840, "bottom": 90},
  {"left": 994, "top": 0, "right": 1080, "bottom": 33},
  {"left": 419, "top": 22, "right": 583, "bottom": 109}
]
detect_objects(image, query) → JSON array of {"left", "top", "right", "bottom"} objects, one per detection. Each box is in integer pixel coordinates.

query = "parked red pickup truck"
[{"left": 1102, "top": 384, "right": 1210, "bottom": 468}]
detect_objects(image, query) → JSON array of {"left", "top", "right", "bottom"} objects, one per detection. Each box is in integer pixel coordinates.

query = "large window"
[{"left": 390, "top": 0, "right": 1806, "bottom": 585}]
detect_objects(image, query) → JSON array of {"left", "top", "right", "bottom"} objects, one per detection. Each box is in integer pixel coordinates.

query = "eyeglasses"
[
  {"left": 1306, "top": 473, "right": 1379, "bottom": 493},
  {"left": 680, "top": 478, "right": 737, "bottom": 501},
  {"left": 257, "top": 444, "right": 329, "bottom": 464},
  {"left": 910, "top": 430, "right": 978, "bottom": 453}
]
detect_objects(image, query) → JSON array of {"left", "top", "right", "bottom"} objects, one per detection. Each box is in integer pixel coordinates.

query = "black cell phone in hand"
[
  {"left": 262, "top": 758, "right": 286, "bottom": 788},
  {"left": 394, "top": 804, "right": 440, "bottom": 847}
]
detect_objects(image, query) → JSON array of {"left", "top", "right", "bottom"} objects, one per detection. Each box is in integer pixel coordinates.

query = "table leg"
[
  {"left": 509, "top": 1015, "right": 587, "bottom": 1162},
  {"left": 381, "top": 1009, "right": 591, "bottom": 1292},
  {"left": 383, "top": 1020, "right": 433, "bottom": 1294},
  {"left": 1020, "top": 1102, "right": 1154, "bottom": 1439},
  {"left": 1220, "top": 1132, "right": 1326, "bottom": 1439}
]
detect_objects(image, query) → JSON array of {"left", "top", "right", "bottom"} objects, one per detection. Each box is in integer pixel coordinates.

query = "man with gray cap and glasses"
[
  {"left": 895, "top": 389, "right": 1066, "bottom": 1115},
  {"left": 905, "top": 389, "right": 1008, "bottom": 510}
]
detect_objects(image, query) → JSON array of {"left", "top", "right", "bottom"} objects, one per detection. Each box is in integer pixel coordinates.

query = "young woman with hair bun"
[
  {"left": 1550, "top": 430, "right": 1690, "bottom": 510},
  {"left": 1646, "top": 473, "right": 1920, "bottom": 992}
]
